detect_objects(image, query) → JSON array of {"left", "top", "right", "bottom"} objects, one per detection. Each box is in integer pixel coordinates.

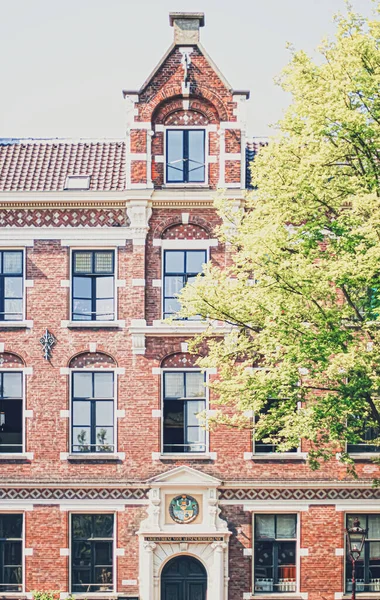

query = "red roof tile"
[{"left": 0, "top": 140, "right": 126, "bottom": 192}]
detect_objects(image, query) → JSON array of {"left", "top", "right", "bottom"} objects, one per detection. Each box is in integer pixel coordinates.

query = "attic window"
[{"left": 65, "top": 175, "right": 91, "bottom": 190}]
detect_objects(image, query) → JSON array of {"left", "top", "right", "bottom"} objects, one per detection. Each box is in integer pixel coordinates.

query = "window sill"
[
  {"left": 349, "top": 453, "right": 380, "bottom": 460},
  {"left": 0, "top": 452, "right": 33, "bottom": 461},
  {"left": 247, "top": 452, "right": 307, "bottom": 461},
  {"left": 62, "top": 320, "right": 125, "bottom": 329},
  {"left": 252, "top": 596, "right": 303, "bottom": 600},
  {"left": 162, "top": 183, "right": 209, "bottom": 189},
  {"left": 0, "top": 320, "right": 33, "bottom": 328},
  {"left": 155, "top": 452, "right": 217, "bottom": 461},
  {"left": 65, "top": 453, "right": 125, "bottom": 461}
]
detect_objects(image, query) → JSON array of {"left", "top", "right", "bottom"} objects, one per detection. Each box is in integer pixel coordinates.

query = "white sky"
[{"left": 0, "top": 0, "right": 375, "bottom": 140}]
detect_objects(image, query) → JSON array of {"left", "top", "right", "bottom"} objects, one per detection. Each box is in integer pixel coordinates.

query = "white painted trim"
[
  {"left": 63, "top": 320, "right": 126, "bottom": 328},
  {"left": 181, "top": 213, "right": 190, "bottom": 224},
  {"left": 24, "top": 279, "right": 34, "bottom": 287},
  {"left": 24, "top": 548, "right": 33, "bottom": 556},
  {"left": 89, "top": 342, "right": 97, "bottom": 353},
  {"left": 0, "top": 228, "right": 132, "bottom": 246},
  {"left": 153, "top": 238, "right": 218, "bottom": 249},
  {"left": 60, "top": 367, "right": 70, "bottom": 375},
  {"left": 244, "top": 503, "right": 310, "bottom": 512},
  {"left": 130, "top": 153, "right": 147, "bottom": 160},
  {"left": 115, "top": 548, "right": 125, "bottom": 556},
  {"left": 60, "top": 280, "right": 70, "bottom": 288},
  {"left": 116, "top": 279, "right": 126, "bottom": 288},
  {"left": 208, "top": 155, "right": 217, "bottom": 163},
  {"left": 0, "top": 320, "right": 33, "bottom": 328},
  {"left": 154, "top": 155, "right": 164, "bottom": 163},
  {"left": 60, "top": 548, "right": 70, "bottom": 556},
  {"left": 24, "top": 410, "right": 33, "bottom": 418},
  {"left": 60, "top": 410, "right": 70, "bottom": 418},
  {"left": 152, "top": 409, "right": 162, "bottom": 418},
  {"left": 335, "top": 548, "right": 344, "bottom": 556},
  {"left": 244, "top": 452, "right": 253, "bottom": 461},
  {"left": 335, "top": 504, "right": 380, "bottom": 511},
  {"left": 152, "top": 279, "right": 162, "bottom": 287},
  {"left": 243, "top": 548, "right": 252, "bottom": 556},
  {"left": 152, "top": 367, "right": 161, "bottom": 375},
  {"left": 122, "top": 579, "right": 138, "bottom": 586},
  {"left": 116, "top": 409, "right": 126, "bottom": 419},
  {"left": 299, "top": 548, "right": 309, "bottom": 556},
  {"left": 130, "top": 122, "right": 152, "bottom": 130},
  {"left": 225, "top": 153, "right": 241, "bottom": 160},
  {"left": 132, "top": 278, "right": 146, "bottom": 287}
]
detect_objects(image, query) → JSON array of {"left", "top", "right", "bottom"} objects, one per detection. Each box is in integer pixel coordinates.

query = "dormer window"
[
  {"left": 65, "top": 175, "right": 91, "bottom": 190},
  {"left": 166, "top": 129, "right": 205, "bottom": 183}
]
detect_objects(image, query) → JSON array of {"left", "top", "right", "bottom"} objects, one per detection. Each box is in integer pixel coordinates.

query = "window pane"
[
  {"left": 186, "top": 251, "right": 206, "bottom": 274},
  {"left": 165, "top": 276, "right": 184, "bottom": 297},
  {"left": 0, "top": 399, "right": 23, "bottom": 452},
  {"left": 73, "top": 401, "right": 91, "bottom": 426},
  {"left": 93, "top": 514, "right": 114, "bottom": 538},
  {"left": 2, "top": 373, "right": 22, "bottom": 398},
  {"left": 277, "top": 542, "right": 296, "bottom": 591},
  {"left": 74, "top": 252, "right": 92, "bottom": 274},
  {"left": 255, "top": 540, "right": 274, "bottom": 591},
  {"left": 188, "top": 130, "right": 205, "bottom": 182},
  {"left": 4, "top": 278, "right": 23, "bottom": 298},
  {"left": 4, "top": 299, "right": 23, "bottom": 320},
  {"left": 72, "top": 427, "right": 91, "bottom": 451},
  {"left": 0, "top": 514, "right": 22, "bottom": 538},
  {"left": 73, "top": 298, "right": 92, "bottom": 320},
  {"left": 95, "top": 252, "right": 114, "bottom": 274},
  {"left": 277, "top": 515, "right": 297, "bottom": 539},
  {"left": 73, "top": 277, "right": 92, "bottom": 299},
  {"left": 94, "top": 373, "right": 113, "bottom": 399},
  {"left": 72, "top": 515, "right": 93, "bottom": 540},
  {"left": 96, "top": 277, "right": 114, "bottom": 299},
  {"left": 164, "top": 298, "right": 181, "bottom": 316},
  {"left": 369, "top": 515, "right": 380, "bottom": 539},
  {"left": 96, "top": 298, "right": 114, "bottom": 321},
  {"left": 256, "top": 515, "right": 275, "bottom": 539},
  {"left": 165, "top": 251, "right": 185, "bottom": 273},
  {"left": 73, "top": 373, "right": 93, "bottom": 398},
  {"left": 167, "top": 131, "right": 184, "bottom": 182},
  {"left": 96, "top": 426, "right": 114, "bottom": 451},
  {"left": 164, "top": 373, "right": 184, "bottom": 398},
  {"left": 4, "top": 541, "right": 22, "bottom": 565},
  {"left": 186, "top": 400, "right": 205, "bottom": 426},
  {"left": 163, "top": 399, "right": 184, "bottom": 452},
  {"left": 94, "top": 541, "right": 113, "bottom": 565},
  {"left": 185, "top": 372, "right": 205, "bottom": 398},
  {"left": 3, "top": 252, "right": 22, "bottom": 274},
  {"left": 96, "top": 401, "right": 114, "bottom": 426}
]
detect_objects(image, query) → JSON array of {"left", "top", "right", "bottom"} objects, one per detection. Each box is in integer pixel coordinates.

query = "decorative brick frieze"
[
  {"left": 161, "top": 223, "right": 209, "bottom": 239},
  {"left": 161, "top": 352, "right": 200, "bottom": 368},
  {"left": 69, "top": 351, "right": 117, "bottom": 369},
  {"left": 0, "top": 487, "right": 149, "bottom": 500},
  {"left": 0, "top": 208, "right": 126, "bottom": 227},
  {"left": 219, "top": 487, "right": 380, "bottom": 501}
]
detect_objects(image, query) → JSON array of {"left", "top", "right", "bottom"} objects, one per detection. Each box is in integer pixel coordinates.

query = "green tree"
[{"left": 180, "top": 3, "right": 380, "bottom": 473}]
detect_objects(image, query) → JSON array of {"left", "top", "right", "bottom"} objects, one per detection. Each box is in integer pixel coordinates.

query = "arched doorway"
[{"left": 161, "top": 555, "right": 207, "bottom": 600}]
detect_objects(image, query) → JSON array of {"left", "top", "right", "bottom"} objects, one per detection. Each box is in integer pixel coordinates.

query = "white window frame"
[
  {"left": 164, "top": 126, "right": 209, "bottom": 187},
  {"left": 0, "top": 369, "right": 27, "bottom": 457},
  {"left": 69, "top": 511, "right": 116, "bottom": 597},
  {"left": 252, "top": 511, "right": 301, "bottom": 596},
  {"left": 343, "top": 511, "right": 380, "bottom": 594},
  {"left": 161, "top": 367, "right": 210, "bottom": 457},
  {"left": 161, "top": 244, "right": 210, "bottom": 321},
  {"left": 0, "top": 249, "right": 32, "bottom": 328},
  {"left": 69, "top": 247, "right": 119, "bottom": 326},
  {"left": 69, "top": 367, "right": 119, "bottom": 458}
]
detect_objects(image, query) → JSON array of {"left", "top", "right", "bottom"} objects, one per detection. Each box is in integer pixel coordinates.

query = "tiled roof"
[
  {"left": 245, "top": 139, "right": 268, "bottom": 189},
  {"left": 0, "top": 137, "right": 266, "bottom": 192},
  {"left": 0, "top": 139, "right": 126, "bottom": 192}
]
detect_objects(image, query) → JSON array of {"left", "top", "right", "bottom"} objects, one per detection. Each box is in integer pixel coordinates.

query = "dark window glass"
[
  {"left": 163, "top": 371, "right": 206, "bottom": 454},
  {"left": 254, "top": 514, "right": 297, "bottom": 593},
  {"left": 163, "top": 250, "right": 206, "bottom": 319},
  {"left": 346, "top": 514, "right": 380, "bottom": 593},
  {"left": 0, "top": 251, "right": 23, "bottom": 321},
  {"left": 71, "top": 514, "right": 113, "bottom": 594},
  {"left": 0, "top": 372, "right": 23, "bottom": 453},
  {"left": 72, "top": 372, "right": 114, "bottom": 453},
  {"left": 347, "top": 417, "right": 380, "bottom": 454},
  {"left": 253, "top": 407, "right": 298, "bottom": 454},
  {"left": 166, "top": 130, "right": 205, "bottom": 183},
  {"left": 72, "top": 251, "right": 114, "bottom": 321},
  {"left": 0, "top": 514, "right": 22, "bottom": 592}
]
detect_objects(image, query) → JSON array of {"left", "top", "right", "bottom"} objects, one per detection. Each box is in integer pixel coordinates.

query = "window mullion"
[
  {"left": 184, "top": 131, "right": 189, "bottom": 183},
  {"left": 273, "top": 541, "right": 279, "bottom": 587}
]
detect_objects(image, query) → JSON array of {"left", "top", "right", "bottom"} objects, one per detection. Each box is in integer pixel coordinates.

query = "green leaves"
[{"left": 180, "top": 3, "right": 380, "bottom": 473}]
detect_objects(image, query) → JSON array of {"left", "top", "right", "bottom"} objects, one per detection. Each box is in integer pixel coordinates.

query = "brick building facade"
[{"left": 0, "top": 12, "right": 379, "bottom": 600}]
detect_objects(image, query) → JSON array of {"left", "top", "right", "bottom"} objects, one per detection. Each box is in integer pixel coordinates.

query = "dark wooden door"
[{"left": 161, "top": 556, "right": 207, "bottom": 600}]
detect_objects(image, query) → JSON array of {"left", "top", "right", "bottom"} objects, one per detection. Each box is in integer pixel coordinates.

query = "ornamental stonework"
[{"left": 0, "top": 208, "right": 126, "bottom": 227}]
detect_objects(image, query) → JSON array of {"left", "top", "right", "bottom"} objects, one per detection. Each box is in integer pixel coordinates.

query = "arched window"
[
  {"left": 0, "top": 352, "right": 25, "bottom": 455},
  {"left": 161, "top": 353, "right": 207, "bottom": 454},
  {"left": 69, "top": 352, "right": 116, "bottom": 454}
]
